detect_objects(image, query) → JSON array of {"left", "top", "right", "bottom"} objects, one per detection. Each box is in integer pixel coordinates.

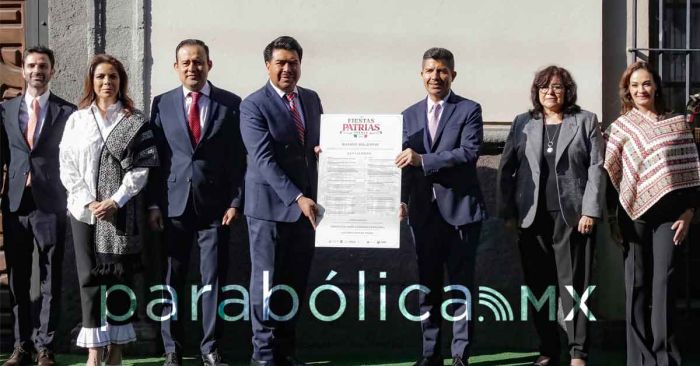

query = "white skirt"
[{"left": 76, "top": 323, "right": 136, "bottom": 348}]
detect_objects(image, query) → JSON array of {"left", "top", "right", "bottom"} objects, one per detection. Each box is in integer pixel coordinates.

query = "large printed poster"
[{"left": 315, "top": 114, "right": 403, "bottom": 248}]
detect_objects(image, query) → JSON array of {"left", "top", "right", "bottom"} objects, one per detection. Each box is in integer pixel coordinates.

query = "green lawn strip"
[{"left": 2, "top": 351, "right": 700, "bottom": 366}]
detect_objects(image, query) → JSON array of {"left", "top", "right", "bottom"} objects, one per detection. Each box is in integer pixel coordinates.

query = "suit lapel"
[
  {"left": 431, "top": 95, "right": 456, "bottom": 152},
  {"left": 524, "top": 116, "right": 543, "bottom": 174},
  {"left": 555, "top": 114, "right": 578, "bottom": 166},
  {"left": 265, "top": 83, "right": 298, "bottom": 145},
  {"left": 163, "top": 88, "right": 193, "bottom": 153},
  {"left": 417, "top": 99, "right": 431, "bottom": 153},
  {"left": 298, "top": 87, "right": 317, "bottom": 145},
  {"left": 4, "top": 96, "right": 30, "bottom": 152},
  {"left": 198, "top": 84, "right": 220, "bottom": 148},
  {"left": 33, "top": 94, "right": 61, "bottom": 149}
]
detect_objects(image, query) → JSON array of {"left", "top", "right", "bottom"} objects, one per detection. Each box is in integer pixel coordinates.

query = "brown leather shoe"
[
  {"left": 2, "top": 347, "right": 32, "bottom": 366},
  {"left": 36, "top": 350, "right": 56, "bottom": 366}
]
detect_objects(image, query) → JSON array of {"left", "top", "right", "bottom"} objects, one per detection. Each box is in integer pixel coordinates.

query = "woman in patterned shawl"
[
  {"left": 604, "top": 61, "right": 700, "bottom": 366},
  {"left": 59, "top": 54, "right": 158, "bottom": 366}
]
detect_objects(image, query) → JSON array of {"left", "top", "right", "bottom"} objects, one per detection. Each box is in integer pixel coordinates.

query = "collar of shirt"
[
  {"left": 24, "top": 90, "right": 50, "bottom": 111},
  {"left": 426, "top": 90, "right": 451, "bottom": 113},
  {"left": 269, "top": 79, "right": 299, "bottom": 99},
  {"left": 182, "top": 81, "right": 211, "bottom": 99},
  {"left": 90, "top": 101, "right": 125, "bottom": 129}
]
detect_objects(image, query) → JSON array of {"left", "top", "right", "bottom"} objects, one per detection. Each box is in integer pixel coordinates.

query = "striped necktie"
[{"left": 286, "top": 92, "right": 305, "bottom": 145}]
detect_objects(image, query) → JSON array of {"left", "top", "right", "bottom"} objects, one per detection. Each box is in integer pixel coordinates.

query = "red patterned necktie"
[
  {"left": 188, "top": 91, "right": 202, "bottom": 146},
  {"left": 286, "top": 92, "right": 305, "bottom": 145}
]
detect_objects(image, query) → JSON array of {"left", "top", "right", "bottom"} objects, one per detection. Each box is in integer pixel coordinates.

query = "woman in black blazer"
[{"left": 498, "top": 65, "right": 605, "bottom": 366}]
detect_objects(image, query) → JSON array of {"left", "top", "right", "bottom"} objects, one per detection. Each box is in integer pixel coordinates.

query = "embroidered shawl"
[
  {"left": 93, "top": 111, "right": 159, "bottom": 278},
  {"left": 604, "top": 108, "right": 700, "bottom": 219}
]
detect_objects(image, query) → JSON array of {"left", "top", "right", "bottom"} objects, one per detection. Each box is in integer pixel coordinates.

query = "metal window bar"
[{"left": 630, "top": 0, "right": 699, "bottom": 315}]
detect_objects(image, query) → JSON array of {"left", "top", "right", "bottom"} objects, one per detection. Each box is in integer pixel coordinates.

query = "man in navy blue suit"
[
  {"left": 396, "top": 48, "right": 486, "bottom": 366},
  {"left": 148, "top": 39, "right": 245, "bottom": 366},
  {"left": 240, "top": 36, "right": 322, "bottom": 366},
  {"left": 1, "top": 46, "right": 75, "bottom": 366}
]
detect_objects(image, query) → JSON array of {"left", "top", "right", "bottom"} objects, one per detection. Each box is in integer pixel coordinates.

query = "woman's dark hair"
[
  {"left": 79, "top": 54, "right": 135, "bottom": 116},
  {"left": 618, "top": 61, "right": 667, "bottom": 115},
  {"left": 529, "top": 65, "right": 580, "bottom": 118}
]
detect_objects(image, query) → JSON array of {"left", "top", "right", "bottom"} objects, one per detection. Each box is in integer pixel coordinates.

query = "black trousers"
[
  {"left": 247, "top": 215, "right": 315, "bottom": 362},
  {"left": 70, "top": 215, "right": 133, "bottom": 329},
  {"left": 160, "top": 199, "right": 229, "bottom": 355},
  {"left": 620, "top": 199, "right": 685, "bottom": 366},
  {"left": 410, "top": 203, "right": 482, "bottom": 360},
  {"left": 518, "top": 209, "right": 594, "bottom": 361},
  {"left": 3, "top": 188, "right": 65, "bottom": 352}
]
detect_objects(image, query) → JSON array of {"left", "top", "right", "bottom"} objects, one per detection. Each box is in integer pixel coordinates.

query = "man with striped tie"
[{"left": 240, "top": 36, "right": 323, "bottom": 366}]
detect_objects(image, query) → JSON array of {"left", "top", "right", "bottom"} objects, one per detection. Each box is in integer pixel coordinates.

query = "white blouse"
[{"left": 59, "top": 102, "right": 149, "bottom": 224}]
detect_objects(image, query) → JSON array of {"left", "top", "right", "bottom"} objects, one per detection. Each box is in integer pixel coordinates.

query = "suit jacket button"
[{"left": 187, "top": 178, "right": 192, "bottom": 182}]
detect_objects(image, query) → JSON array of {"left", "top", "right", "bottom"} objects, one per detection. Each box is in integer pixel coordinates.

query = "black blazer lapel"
[
  {"left": 198, "top": 84, "right": 221, "bottom": 148},
  {"left": 524, "top": 116, "right": 543, "bottom": 176},
  {"left": 163, "top": 88, "right": 193, "bottom": 153},
  {"left": 416, "top": 99, "right": 431, "bottom": 153},
  {"left": 4, "top": 96, "right": 30, "bottom": 153},
  {"left": 33, "top": 94, "right": 61, "bottom": 149},
  {"left": 555, "top": 114, "right": 578, "bottom": 166}
]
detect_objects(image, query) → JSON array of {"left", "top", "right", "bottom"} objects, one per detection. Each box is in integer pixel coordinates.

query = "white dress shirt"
[
  {"left": 59, "top": 102, "right": 149, "bottom": 224},
  {"left": 182, "top": 82, "right": 211, "bottom": 129},
  {"left": 19, "top": 91, "right": 50, "bottom": 144}
]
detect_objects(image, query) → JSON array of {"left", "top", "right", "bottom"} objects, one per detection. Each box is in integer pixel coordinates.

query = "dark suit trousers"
[
  {"left": 247, "top": 216, "right": 315, "bottom": 362},
  {"left": 518, "top": 208, "right": 593, "bottom": 361},
  {"left": 620, "top": 202, "right": 683, "bottom": 366},
  {"left": 3, "top": 188, "right": 65, "bottom": 351},
  {"left": 160, "top": 198, "right": 229, "bottom": 355},
  {"left": 410, "top": 203, "right": 481, "bottom": 360}
]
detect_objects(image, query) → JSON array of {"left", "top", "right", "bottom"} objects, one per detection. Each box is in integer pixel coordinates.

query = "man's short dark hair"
[
  {"left": 175, "top": 39, "right": 210, "bottom": 62},
  {"left": 422, "top": 47, "right": 454, "bottom": 71},
  {"left": 23, "top": 46, "right": 55, "bottom": 68},
  {"left": 264, "top": 36, "right": 303, "bottom": 63}
]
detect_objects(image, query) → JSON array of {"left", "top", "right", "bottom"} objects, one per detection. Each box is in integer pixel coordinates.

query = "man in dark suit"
[
  {"left": 1, "top": 46, "right": 75, "bottom": 366},
  {"left": 396, "top": 48, "right": 486, "bottom": 366},
  {"left": 148, "top": 39, "right": 245, "bottom": 366},
  {"left": 240, "top": 36, "right": 322, "bottom": 366}
]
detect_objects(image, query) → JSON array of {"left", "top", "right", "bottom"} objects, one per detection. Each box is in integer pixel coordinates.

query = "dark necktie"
[
  {"left": 188, "top": 91, "right": 202, "bottom": 146},
  {"left": 286, "top": 92, "right": 305, "bottom": 145}
]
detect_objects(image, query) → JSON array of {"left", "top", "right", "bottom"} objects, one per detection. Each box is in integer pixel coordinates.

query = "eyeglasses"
[{"left": 539, "top": 84, "right": 564, "bottom": 94}]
